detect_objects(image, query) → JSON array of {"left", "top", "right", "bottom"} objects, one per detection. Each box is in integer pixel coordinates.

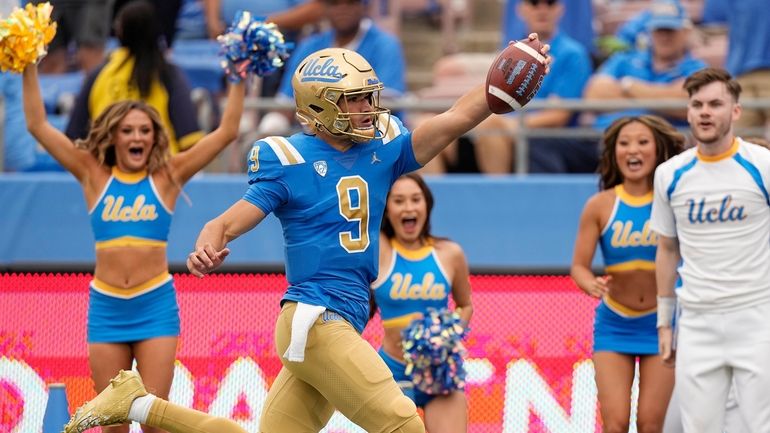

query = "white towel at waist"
[{"left": 283, "top": 302, "right": 326, "bottom": 362}]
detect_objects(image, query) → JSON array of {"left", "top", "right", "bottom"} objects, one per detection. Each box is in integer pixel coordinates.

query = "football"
[{"left": 485, "top": 38, "right": 547, "bottom": 114}]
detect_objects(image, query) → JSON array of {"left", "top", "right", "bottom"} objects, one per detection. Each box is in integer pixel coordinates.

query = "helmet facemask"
[{"left": 329, "top": 86, "right": 390, "bottom": 142}]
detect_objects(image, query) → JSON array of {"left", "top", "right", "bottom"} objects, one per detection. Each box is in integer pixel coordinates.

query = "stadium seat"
[
  {"left": 169, "top": 39, "right": 225, "bottom": 95},
  {"left": 416, "top": 53, "right": 494, "bottom": 99},
  {"left": 38, "top": 71, "right": 84, "bottom": 114}
]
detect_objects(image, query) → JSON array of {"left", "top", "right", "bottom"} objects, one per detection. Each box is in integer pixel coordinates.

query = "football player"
[{"left": 64, "top": 40, "right": 550, "bottom": 433}]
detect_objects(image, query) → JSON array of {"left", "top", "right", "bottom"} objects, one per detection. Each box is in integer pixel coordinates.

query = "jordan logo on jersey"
[
  {"left": 313, "top": 161, "right": 327, "bottom": 177},
  {"left": 101, "top": 194, "right": 159, "bottom": 222},
  {"left": 371, "top": 152, "right": 381, "bottom": 164},
  {"left": 686, "top": 195, "right": 746, "bottom": 224}
]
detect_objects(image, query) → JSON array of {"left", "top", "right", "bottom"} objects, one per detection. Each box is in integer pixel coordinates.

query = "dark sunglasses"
[{"left": 525, "top": 0, "right": 558, "bottom": 6}]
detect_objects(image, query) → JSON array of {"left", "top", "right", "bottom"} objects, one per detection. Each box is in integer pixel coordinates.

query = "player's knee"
[
  {"left": 390, "top": 413, "right": 424, "bottom": 433},
  {"left": 387, "top": 394, "right": 423, "bottom": 433}
]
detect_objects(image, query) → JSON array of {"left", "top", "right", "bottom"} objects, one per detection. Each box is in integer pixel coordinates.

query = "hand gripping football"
[{"left": 485, "top": 38, "right": 547, "bottom": 114}]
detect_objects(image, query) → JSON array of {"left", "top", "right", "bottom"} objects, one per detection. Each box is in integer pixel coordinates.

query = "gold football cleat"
[{"left": 62, "top": 370, "right": 148, "bottom": 433}]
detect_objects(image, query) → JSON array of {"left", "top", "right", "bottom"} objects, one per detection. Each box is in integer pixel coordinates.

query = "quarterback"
[{"left": 63, "top": 41, "right": 550, "bottom": 432}]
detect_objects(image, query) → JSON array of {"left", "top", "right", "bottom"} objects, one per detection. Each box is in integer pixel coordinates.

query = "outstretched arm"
[
  {"left": 411, "top": 84, "right": 490, "bottom": 166},
  {"left": 22, "top": 64, "right": 91, "bottom": 180},
  {"left": 169, "top": 81, "right": 245, "bottom": 183},
  {"left": 411, "top": 34, "right": 549, "bottom": 166},
  {"left": 187, "top": 199, "right": 266, "bottom": 277}
]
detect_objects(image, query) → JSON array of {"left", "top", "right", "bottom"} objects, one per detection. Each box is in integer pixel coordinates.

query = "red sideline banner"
[{"left": 0, "top": 273, "right": 603, "bottom": 433}]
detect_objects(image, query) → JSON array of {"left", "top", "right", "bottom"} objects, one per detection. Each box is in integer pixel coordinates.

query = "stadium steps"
[{"left": 401, "top": 0, "right": 503, "bottom": 92}]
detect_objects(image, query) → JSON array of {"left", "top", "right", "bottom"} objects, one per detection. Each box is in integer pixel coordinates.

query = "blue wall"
[{"left": 0, "top": 173, "right": 601, "bottom": 273}]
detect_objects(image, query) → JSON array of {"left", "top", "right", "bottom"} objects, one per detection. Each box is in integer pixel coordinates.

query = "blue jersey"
[
  {"left": 502, "top": 0, "right": 595, "bottom": 55},
  {"left": 371, "top": 239, "right": 451, "bottom": 328},
  {"left": 90, "top": 167, "right": 173, "bottom": 250},
  {"left": 701, "top": 0, "right": 770, "bottom": 77},
  {"left": 599, "top": 185, "right": 658, "bottom": 272},
  {"left": 243, "top": 115, "right": 421, "bottom": 333}
]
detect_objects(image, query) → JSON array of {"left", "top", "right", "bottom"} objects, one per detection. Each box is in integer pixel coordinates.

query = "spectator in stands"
[
  {"left": 278, "top": 0, "right": 405, "bottom": 99},
  {"left": 467, "top": 0, "right": 594, "bottom": 173},
  {"left": 584, "top": 0, "right": 706, "bottom": 132},
  {"left": 23, "top": 35, "right": 246, "bottom": 432},
  {"left": 1, "top": 72, "right": 65, "bottom": 171},
  {"left": 701, "top": 0, "right": 770, "bottom": 133},
  {"left": 371, "top": 172, "right": 473, "bottom": 433},
  {"left": 175, "top": 0, "right": 208, "bottom": 40},
  {"left": 203, "top": 0, "right": 321, "bottom": 40},
  {"left": 30, "top": 0, "right": 110, "bottom": 73},
  {"left": 113, "top": 0, "right": 183, "bottom": 49},
  {"left": 66, "top": 0, "right": 204, "bottom": 155},
  {"left": 503, "top": 0, "right": 594, "bottom": 56},
  {"left": 203, "top": 0, "right": 323, "bottom": 96},
  {"left": 257, "top": 0, "right": 406, "bottom": 137},
  {"left": 571, "top": 115, "right": 685, "bottom": 433}
]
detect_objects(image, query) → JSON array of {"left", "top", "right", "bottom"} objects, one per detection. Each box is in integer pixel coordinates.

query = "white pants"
[
  {"left": 676, "top": 301, "right": 770, "bottom": 433},
  {"left": 663, "top": 379, "right": 750, "bottom": 433}
]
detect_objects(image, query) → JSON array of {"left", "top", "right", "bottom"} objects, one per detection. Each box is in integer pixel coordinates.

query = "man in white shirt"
[{"left": 651, "top": 67, "right": 770, "bottom": 433}]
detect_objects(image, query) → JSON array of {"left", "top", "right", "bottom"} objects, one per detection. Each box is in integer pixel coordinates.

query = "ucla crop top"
[
  {"left": 371, "top": 239, "right": 451, "bottom": 328},
  {"left": 89, "top": 167, "right": 173, "bottom": 249},
  {"left": 599, "top": 185, "right": 658, "bottom": 272}
]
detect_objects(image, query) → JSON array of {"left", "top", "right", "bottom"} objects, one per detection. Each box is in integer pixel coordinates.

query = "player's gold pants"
[
  {"left": 140, "top": 301, "right": 423, "bottom": 433},
  {"left": 258, "top": 301, "right": 425, "bottom": 433},
  {"left": 146, "top": 399, "right": 246, "bottom": 433}
]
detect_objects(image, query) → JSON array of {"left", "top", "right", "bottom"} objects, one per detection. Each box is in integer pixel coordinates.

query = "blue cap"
[{"left": 646, "top": 0, "right": 690, "bottom": 31}]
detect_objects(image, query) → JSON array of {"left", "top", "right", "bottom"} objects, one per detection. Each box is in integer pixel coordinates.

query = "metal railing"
[
  {"left": 3, "top": 96, "right": 768, "bottom": 174},
  {"left": 241, "top": 96, "right": 770, "bottom": 173}
]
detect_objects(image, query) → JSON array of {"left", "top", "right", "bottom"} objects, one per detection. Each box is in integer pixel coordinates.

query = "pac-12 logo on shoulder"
[{"left": 313, "top": 161, "right": 328, "bottom": 177}]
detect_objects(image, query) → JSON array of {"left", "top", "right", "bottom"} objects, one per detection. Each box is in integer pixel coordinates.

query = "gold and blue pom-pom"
[
  {"left": 402, "top": 308, "right": 468, "bottom": 395},
  {"left": 0, "top": 2, "right": 57, "bottom": 73},
  {"left": 217, "top": 10, "right": 293, "bottom": 82}
]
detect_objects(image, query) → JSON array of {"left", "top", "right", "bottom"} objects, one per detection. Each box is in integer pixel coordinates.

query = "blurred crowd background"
[{"left": 0, "top": 0, "right": 767, "bottom": 175}]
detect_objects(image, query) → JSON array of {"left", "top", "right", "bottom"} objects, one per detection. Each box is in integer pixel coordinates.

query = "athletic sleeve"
[
  {"left": 242, "top": 139, "right": 291, "bottom": 215},
  {"left": 650, "top": 165, "right": 677, "bottom": 238}
]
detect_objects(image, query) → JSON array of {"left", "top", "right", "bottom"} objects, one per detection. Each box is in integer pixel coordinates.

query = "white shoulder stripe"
[
  {"left": 377, "top": 114, "right": 402, "bottom": 144},
  {"left": 264, "top": 136, "right": 305, "bottom": 165},
  {"left": 148, "top": 175, "right": 173, "bottom": 214},
  {"left": 89, "top": 176, "right": 114, "bottom": 214}
]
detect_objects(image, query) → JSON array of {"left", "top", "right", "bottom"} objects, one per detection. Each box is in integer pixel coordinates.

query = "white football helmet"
[{"left": 291, "top": 48, "right": 389, "bottom": 143}]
